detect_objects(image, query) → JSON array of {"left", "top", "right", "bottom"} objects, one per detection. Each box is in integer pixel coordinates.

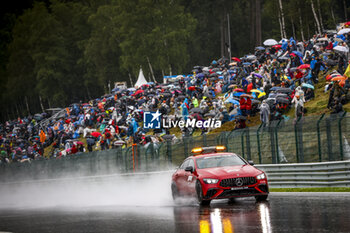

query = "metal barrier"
[{"left": 257, "top": 160, "right": 350, "bottom": 188}]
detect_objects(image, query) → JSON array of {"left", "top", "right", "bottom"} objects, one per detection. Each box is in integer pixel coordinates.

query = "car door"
[
  {"left": 174, "top": 159, "right": 190, "bottom": 194},
  {"left": 184, "top": 158, "right": 197, "bottom": 194}
]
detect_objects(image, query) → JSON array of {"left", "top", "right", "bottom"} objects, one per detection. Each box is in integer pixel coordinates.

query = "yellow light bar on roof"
[
  {"left": 216, "top": 146, "right": 226, "bottom": 151},
  {"left": 191, "top": 147, "right": 203, "bottom": 154}
]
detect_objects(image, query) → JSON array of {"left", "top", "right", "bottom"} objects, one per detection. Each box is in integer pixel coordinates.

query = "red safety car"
[{"left": 171, "top": 146, "right": 269, "bottom": 205}]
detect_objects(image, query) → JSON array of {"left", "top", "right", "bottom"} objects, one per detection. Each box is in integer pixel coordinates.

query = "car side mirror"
[
  {"left": 248, "top": 160, "right": 254, "bottom": 166},
  {"left": 185, "top": 166, "right": 194, "bottom": 173}
]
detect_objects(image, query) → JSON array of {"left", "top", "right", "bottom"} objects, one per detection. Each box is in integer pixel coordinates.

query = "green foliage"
[{"left": 0, "top": 0, "right": 348, "bottom": 121}]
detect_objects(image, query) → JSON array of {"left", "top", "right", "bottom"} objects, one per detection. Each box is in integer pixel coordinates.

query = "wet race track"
[{"left": 1, "top": 193, "right": 350, "bottom": 233}]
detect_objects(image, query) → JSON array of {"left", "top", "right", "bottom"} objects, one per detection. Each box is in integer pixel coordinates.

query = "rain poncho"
[{"left": 181, "top": 99, "right": 189, "bottom": 120}]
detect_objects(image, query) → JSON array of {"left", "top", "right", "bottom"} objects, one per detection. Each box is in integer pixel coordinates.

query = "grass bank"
[{"left": 270, "top": 187, "right": 350, "bottom": 192}]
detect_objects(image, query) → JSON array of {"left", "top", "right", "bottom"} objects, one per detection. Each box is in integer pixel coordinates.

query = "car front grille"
[
  {"left": 217, "top": 188, "right": 259, "bottom": 198},
  {"left": 220, "top": 177, "right": 257, "bottom": 187}
]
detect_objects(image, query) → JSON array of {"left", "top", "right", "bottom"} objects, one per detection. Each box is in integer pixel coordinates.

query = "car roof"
[{"left": 189, "top": 152, "right": 238, "bottom": 159}]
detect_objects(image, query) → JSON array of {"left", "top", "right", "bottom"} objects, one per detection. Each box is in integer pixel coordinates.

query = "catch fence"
[{"left": 1, "top": 114, "right": 350, "bottom": 182}]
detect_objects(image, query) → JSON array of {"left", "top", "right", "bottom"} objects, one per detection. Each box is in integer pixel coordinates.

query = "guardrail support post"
[
  {"left": 269, "top": 122, "right": 276, "bottom": 164},
  {"left": 338, "top": 112, "right": 347, "bottom": 160},
  {"left": 275, "top": 119, "right": 282, "bottom": 164},
  {"left": 257, "top": 123, "right": 263, "bottom": 164},
  {"left": 183, "top": 137, "right": 188, "bottom": 158},
  {"left": 202, "top": 134, "right": 207, "bottom": 147},
  {"left": 317, "top": 114, "right": 325, "bottom": 162}
]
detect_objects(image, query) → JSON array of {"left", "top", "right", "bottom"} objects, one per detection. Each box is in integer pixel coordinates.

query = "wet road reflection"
[{"left": 0, "top": 193, "right": 350, "bottom": 233}]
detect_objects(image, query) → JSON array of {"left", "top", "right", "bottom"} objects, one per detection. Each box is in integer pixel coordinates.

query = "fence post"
[
  {"left": 269, "top": 122, "right": 276, "bottom": 164},
  {"left": 183, "top": 137, "right": 188, "bottom": 158},
  {"left": 245, "top": 128, "right": 251, "bottom": 160},
  {"left": 338, "top": 112, "right": 347, "bottom": 160},
  {"left": 256, "top": 123, "right": 263, "bottom": 164},
  {"left": 326, "top": 117, "right": 333, "bottom": 161},
  {"left": 317, "top": 114, "right": 325, "bottom": 162},
  {"left": 275, "top": 119, "right": 282, "bottom": 164},
  {"left": 202, "top": 134, "right": 207, "bottom": 146},
  {"left": 166, "top": 140, "right": 172, "bottom": 165},
  {"left": 241, "top": 130, "right": 245, "bottom": 159},
  {"left": 294, "top": 116, "right": 302, "bottom": 163}
]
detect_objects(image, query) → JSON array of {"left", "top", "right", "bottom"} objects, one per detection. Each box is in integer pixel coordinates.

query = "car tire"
[
  {"left": 228, "top": 198, "right": 236, "bottom": 203},
  {"left": 171, "top": 183, "right": 180, "bottom": 201},
  {"left": 196, "top": 180, "right": 211, "bottom": 206},
  {"left": 255, "top": 195, "right": 268, "bottom": 202}
]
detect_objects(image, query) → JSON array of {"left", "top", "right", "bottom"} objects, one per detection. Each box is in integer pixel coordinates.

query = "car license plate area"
[{"left": 230, "top": 187, "right": 248, "bottom": 190}]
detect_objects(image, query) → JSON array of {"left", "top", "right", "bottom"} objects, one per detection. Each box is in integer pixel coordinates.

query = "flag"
[{"left": 344, "top": 63, "right": 350, "bottom": 78}]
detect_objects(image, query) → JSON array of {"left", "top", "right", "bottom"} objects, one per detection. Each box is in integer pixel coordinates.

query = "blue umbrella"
[
  {"left": 233, "top": 92, "right": 244, "bottom": 97},
  {"left": 255, "top": 46, "right": 265, "bottom": 50},
  {"left": 270, "top": 86, "right": 282, "bottom": 91},
  {"left": 301, "top": 83, "right": 314, "bottom": 89},
  {"left": 226, "top": 99, "right": 240, "bottom": 105},
  {"left": 292, "top": 51, "right": 303, "bottom": 57},
  {"left": 243, "top": 62, "right": 252, "bottom": 66}
]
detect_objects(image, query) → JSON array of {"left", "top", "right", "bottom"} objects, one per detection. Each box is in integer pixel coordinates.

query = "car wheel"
[
  {"left": 255, "top": 195, "right": 268, "bottom": 202},
  {"left": 228, "top": 198, "right": 236, "bottom": 204},
  {"left": 196, "top": 180, "right": 211, "bottom": 206},
  {"left": 171, "top": 183, "right": 180, "bottom": 201}
]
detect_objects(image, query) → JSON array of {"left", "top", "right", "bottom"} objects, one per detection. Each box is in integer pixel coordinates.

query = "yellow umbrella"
[
  {"left": 250, "top": 89, "right": 262, "bottom": 93},
  {"left": 258, "top": 92, "right": 266, "bottom": 98}
]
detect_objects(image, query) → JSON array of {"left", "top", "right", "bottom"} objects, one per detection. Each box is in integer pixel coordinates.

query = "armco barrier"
[{"left": 256, "top": 160, "right": 350, "bottom": 188}]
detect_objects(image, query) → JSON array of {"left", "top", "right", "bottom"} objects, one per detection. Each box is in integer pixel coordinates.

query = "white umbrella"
[
  {"left": 333, "top": 46, "right": 349, "bottom": 53},
  {"left": 317, "top": 37, "right": 329, "bottom": 41},
  {"left": 337, "top": 28, "right": 350, "bottom": 35},
  {"left": 334, "top": 38, "right": 344, "bottom": 42},
  {"left": 279, "top": 38, "right": 288, "bottom": 44},
  {"left": 263, "top": 39, "right": 278, "bottom": 46}
]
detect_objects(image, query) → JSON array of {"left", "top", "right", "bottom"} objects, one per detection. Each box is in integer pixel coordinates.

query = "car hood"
[{"left": 197, "top": 165, "right": 262, "bottom": 179}]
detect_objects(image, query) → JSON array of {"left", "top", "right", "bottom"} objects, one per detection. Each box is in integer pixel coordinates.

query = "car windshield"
[{"left": 196, "top": 154, "right": 246, "bottom": 169}]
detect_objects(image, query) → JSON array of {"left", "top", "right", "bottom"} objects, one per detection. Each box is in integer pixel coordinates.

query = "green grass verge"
[{"left": 270, "top": 187, "right": 350, "bottom": 192}]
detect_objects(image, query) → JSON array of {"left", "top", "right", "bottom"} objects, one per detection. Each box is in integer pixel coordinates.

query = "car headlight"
[
  {"left": 256, "top": 173, "right": 266, "bottom": 180},
  {"left": 203, "top": 178, "right": 219, "bottom": 184}
]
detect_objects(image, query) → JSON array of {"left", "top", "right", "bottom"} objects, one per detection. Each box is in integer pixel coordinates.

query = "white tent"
[{"left": 134, "top": 68, "right": 148, "bottom": 88}]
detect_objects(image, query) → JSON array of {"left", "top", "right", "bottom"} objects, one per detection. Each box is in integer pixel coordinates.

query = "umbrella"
[
  {"left": 233, "top": 92, "right": 244, "bottom": 97},
  {"left": 253, "top": 73, "right": 263, "bottom": 78},
  {"left": 75, "top": 141, "right": 84, "bottom": 145},
  {"left": 246, "top": 55, "right": 257, "bottom": 60},
  {"left": 127, "top": 88, "right": 136, "bottom": 91},
  {"left": 263, "top": 39, "right": 278, "bottom": 46},
  {"left": 292, "top": 51, "right": 303, "bottom": 57},
  {"left": 204, "top": 112, "right": 216, "bottom": 117},
  {"left": 188, "top": 86, "right": 196, "bottom": 91},
  {"left": 258, "top": 92, "right": 266, "bottom": 98},
  {"left": 226, "top": 99, "right": 240, "bottom": 105},
  {"left": 337, "top": 28, "right": 350, "bottom": 35},
  {"left": 297, "top": 64, "right": 311, "bottom": 70},
  {"left": 240, "top": 94, "right": 252, "bottom": 98},
  {"left": 250, "top": 89, "right": 262, "bottom": 93},
  {"left": 278, "top": 56, "right": 289, "bottom": 61},
  {"left": 133, "top": 89, "right": 144, "bottom": 96},
  {"left": 190, "top": 108, "right": 202, "bottom": 114},
  {"left": 209, "top": 73, "right": 218, "bottom": 77},
  {"left": 331, "top": 76, "right": 347, "bottom": 82},
  {"left": 270, "top": 86, "right": 282, "bottom": 91},
  {"left": 242, "top": 62, "right": 252, "bottom": 66},
  {"left": 272, "top": 44, "right": 282, "bottom": 49},
  {"left": 335, "top": 38, "right": 344, "bottom": 42},
  {"left": 276, "top": 98, "right": 289, "bottom": 104},
  {"left": 234, "top": 88, "right": 244, "bottom": 92},
  {"left": 301, "top": 83, "right": 314, "bottom": 89},
  {"left": 255, "top": 46, "right": 265, "bottom": 50},
  {"left": 252, "top": 99, "right": 261, "bottom": 105},
  {"left": 317, "top": 38, "right": 329, "bottom": 41},
  {"left": 114, "top": 140, "right": 125, "bottom": 146},
  {"left": 326, "top": 73, "right": 342, "bottom": 80},
  {"left": 276, "top": 88, "right": 293, "bottom": 94},
  {"left": 91, "top": 132, "right": 102, "bottom": 138},
  {"left": 333, "top": 46, "right": 349, "bottom": 53},
  {"left": 231, "top": 57, "right": 241, "bottom": 62},
  {"left": 322, "top": 52, "right": 331, "bottom": 56},
  {"left": 290, "top": 67, "right": 298, "bottom": 72}
]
